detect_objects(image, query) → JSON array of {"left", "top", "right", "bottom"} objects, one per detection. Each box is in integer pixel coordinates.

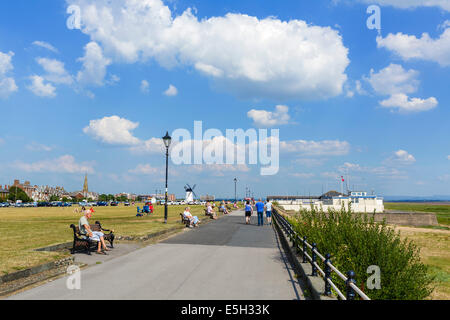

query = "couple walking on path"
[{"left": 244, "top": 199, "right": 272, "bottom": 226}]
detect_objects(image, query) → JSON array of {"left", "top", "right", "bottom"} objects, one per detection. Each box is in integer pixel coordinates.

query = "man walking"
[
  {"left": 265, "top": 199, "right": 273, "bottom": 226},
  {"left": 255, "top": 198, "right": 265, "bottom": 226}
]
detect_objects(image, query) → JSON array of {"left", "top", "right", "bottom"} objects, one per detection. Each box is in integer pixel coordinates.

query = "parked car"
[
  {"left": 110, "top": 201, "right": 118, "bottom": 206},
  {"left": 124, "top": 202, "right": 130, "bottom": 206},
  {"left": 97, "top": 201, "right": 108, "bottom": 206}
]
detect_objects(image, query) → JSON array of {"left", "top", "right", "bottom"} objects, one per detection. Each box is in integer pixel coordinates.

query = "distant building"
[
  {"left": 271, "top": 190, "right": 384, "bottom": 213},
  {"left": 200, "top": 194, "right": 215, "bottom": 201},
  {"left": 32, "top": 185, "right": 68, "bottom": 201},
  {"left": 115, "top": 193, "right": 137, "bottom": 201},
  {"left": 0, "top": 186, "right": 8, "bottom": 200},
  {"left": 11, "top": 180, "right": 36, "bottom": 199}
]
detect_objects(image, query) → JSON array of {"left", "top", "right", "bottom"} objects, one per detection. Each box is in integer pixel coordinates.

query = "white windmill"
[{"left": 184, "top": 184, "right": 198, "bottom": 203}]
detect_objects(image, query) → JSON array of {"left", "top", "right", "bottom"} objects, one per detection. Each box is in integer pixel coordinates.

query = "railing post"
[
  {"left": 311, "top": 243, "right": 317, "bottom": 276},
  {"left": 346, "top": 270, "right": 356, "bottom": 300},
  {"left": 324, "top": 253, "right": 331, "bottom": 296},
  {"left": 302, "top": 236, "right": 307, "bottom": 263}
]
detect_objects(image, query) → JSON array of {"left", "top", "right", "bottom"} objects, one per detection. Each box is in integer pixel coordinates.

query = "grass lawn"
[
  {"left": 0, "top": 203, "right": 230, "bottom": 275},
  {"left": 384, "top": 202, "right": 450, "bottom": 226},
  {"left": 395, "top": 226, "right": 450, "bottom": 300}
]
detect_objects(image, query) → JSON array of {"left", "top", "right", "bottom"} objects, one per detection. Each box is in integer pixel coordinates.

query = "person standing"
[
  {"left": 255, "top": 199, "right": 265, "bottom": 226},
  {"left": 265, "top": 199, "right": 273, "bottom": 226},
  {"left": 244, "top": 201, "right": 253, "bottom": 225}
]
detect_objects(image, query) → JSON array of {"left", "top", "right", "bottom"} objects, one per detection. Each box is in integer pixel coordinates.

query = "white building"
[{"left": 273, "top": 191, "right": 384, "bottom": 213}]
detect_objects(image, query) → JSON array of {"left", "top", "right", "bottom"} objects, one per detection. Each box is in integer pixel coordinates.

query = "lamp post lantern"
[
  {"left": 233, "top": 178, "right": 237, "bottom": 203},
  {"left": 162, "top": 131, "right": 172, "bottom": 224}
]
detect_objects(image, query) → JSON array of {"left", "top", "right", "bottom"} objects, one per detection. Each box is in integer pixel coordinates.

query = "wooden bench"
[
  {"left": 70, "top": 221, "right": 115, "bottom": 255},
  {"left": 180, "top": 213, "right": 191, "bottom": 227}
]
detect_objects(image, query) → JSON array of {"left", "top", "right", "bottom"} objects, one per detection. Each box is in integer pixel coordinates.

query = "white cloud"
[
  {"left": 337, "top": 162, "right": 408, "bottom": 179},
  {"left": 365, "top": 64, "right": 438, "bottom": 113},
  {"left": 106, "top": 74, "right": 120, "bottom": 85},
  {"left": 32, "top": 41, "right": 59, "bottom": 53},
  {"left": 13, "top": 155, "right": 94, "bottom": 173},
  {"left": 247, "top": 105, "right": 291, "bottom": 127},
  {"left": 365, "top": 64, "right": 419, "bottom": 96},
  {"left": 66, "top": 0, "right": 350, "bottom": 100},
  {"left": 187, "top": 164, "right": 250, "bottom": 176},
  {"left": 361, "top": 0, "right": 450, "bottom": 11},
  {"left": 140, "top": 80, "right": 150, "bottom": 93},
  {"left": 164, "top": 84, "right": 178, "bottom": 96},
  {"left": 26, "top": 142, "right": 53, "bottom": 152},
  {"left": 77, "top": 41, "right": 111, "bottom": 86},
  {"left": 0, "top": 51, "right": 14, "bottom": 75},
  {"left": 377, "top": 28, "right": 450, "bottom": 66},
  {"left": 129, "top": 137, "right": 165, "bottom": 153},
  {"left": 0, "top": 51, "right": 18, "bottom": 98},
  {"left": 293, "top": 158, "right": 326, "bottom": 167},
  {"left": 384, "top": 150, "right": 417, "bottom": 165},
  {"left": 447, "top": 155, "right": 450, "bottom": 160},
  {"left": 281, "top": 140, "right": 350, "bottom": 156},
  {"left": 129, "top": 164, "right": 160, "bottom": 175},
  {"left": 27, "top": 75, "right": 56, "bottom": 98},
  {"left": 380, "top": 93, "right": 438, "bottom": 112},
  {"left": 83, "top": 115, "right": 141, "bottom": 145},
  {"left": 292, "top": 173, "right": 315, "bottom": 179},
  {"left": 36, "top": 58, "right": 73, "bottom": 85}
]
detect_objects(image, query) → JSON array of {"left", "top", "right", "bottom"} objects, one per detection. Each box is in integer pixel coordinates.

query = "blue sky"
[{"left": 0, "top": 0, "right": 449, "bottom": 198}]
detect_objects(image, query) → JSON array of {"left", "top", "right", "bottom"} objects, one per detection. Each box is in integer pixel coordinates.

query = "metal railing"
[{"left": 273, "top": 208, "right": 370, "bottom": 300}]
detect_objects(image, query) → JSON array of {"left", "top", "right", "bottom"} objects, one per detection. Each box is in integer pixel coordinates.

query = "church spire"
[{"left": 83, "top": 173, "right": 88, "bottom": 194}]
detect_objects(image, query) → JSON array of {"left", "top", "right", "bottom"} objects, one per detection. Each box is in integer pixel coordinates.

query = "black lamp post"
[
  {"left": 234, "top": 178, "right": 237, "bottom": 203},
  {"left": 162, "top": 131, "right": 172, "bottom": 224}
]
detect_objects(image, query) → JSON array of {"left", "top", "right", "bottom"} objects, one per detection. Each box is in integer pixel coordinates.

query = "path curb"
[{"left": 0, "top": 257, "right": 74, "bottom": 285}]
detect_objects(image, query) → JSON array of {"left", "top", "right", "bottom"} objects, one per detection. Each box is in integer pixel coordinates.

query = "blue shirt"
[{"left": 255, "top": 202, "right": 265, "bottom": 213}]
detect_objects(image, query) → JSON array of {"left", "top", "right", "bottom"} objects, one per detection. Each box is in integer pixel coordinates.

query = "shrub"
[{"left": 287, "top": 204, "right": 434, "bottom": 300}]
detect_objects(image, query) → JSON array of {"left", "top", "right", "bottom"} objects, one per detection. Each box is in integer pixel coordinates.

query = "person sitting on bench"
[
  {"left": 206, "top": 202, "right": 217, "bottom": 219},
  {"left": 79, "top": 211, "right": 110, "bottom": 255},
  {"left": 220, "top": 202, "right": 229, "bottom": 215},
  {"left": 183, "top": 207, "right": 199, "bottom": 227}
]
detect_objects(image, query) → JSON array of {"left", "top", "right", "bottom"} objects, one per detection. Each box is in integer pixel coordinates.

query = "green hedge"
[{"left": 286, "top": 204, "right": 434, "bottom": 300}]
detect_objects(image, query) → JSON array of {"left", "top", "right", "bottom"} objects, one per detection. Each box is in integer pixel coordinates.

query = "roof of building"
[
  {"left": 267, "top": 195, "right": 320, "bottom": 200},
  {"left": 319, "top": 190, "right": 346, "bottom": 199}
]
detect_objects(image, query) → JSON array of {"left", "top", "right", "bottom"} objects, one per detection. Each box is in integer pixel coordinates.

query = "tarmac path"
[{"left": 7, "top": 210, "right": 305, "bottom": 300}]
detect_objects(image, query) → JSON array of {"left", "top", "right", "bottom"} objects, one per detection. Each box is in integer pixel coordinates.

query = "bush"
[{"left": 287, "top": 204, "right": 434, "bottom": 300}]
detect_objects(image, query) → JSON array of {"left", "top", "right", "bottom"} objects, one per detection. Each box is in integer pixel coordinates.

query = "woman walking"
[{"left": 244, "top": 201, "right": 253, "bottom": 224}]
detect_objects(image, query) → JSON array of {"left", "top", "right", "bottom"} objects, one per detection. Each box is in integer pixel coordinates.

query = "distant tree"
[
  {"left": 107, "top": 194, "right": 115, "bottom": 201},
  {"left": 8, "top": 187, "right": 32, "bottom": 203},
  {"left": 49, "top": 195, "right": 60, "bottom": 202},
  {"left": 99, "top": 194, "right": 108, "bottom": 202},
  {"left": 62, "top": 197, "right": 69, "bottom": 202},
  {"left": 117, "top": 195, "right": 128, "bottom": 202}
]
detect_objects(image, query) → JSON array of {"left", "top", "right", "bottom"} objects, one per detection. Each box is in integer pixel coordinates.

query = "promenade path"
[{"left": 7, "top": 210, "right": 305, "bottom": 300}]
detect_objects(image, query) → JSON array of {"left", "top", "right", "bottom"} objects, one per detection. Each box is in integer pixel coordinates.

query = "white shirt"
[
  {"left": 183, "top": 210, "right": 192, "bottom": 218},
  {"left": 266, "top": 202, "right": 272, "bottom": 211}
]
